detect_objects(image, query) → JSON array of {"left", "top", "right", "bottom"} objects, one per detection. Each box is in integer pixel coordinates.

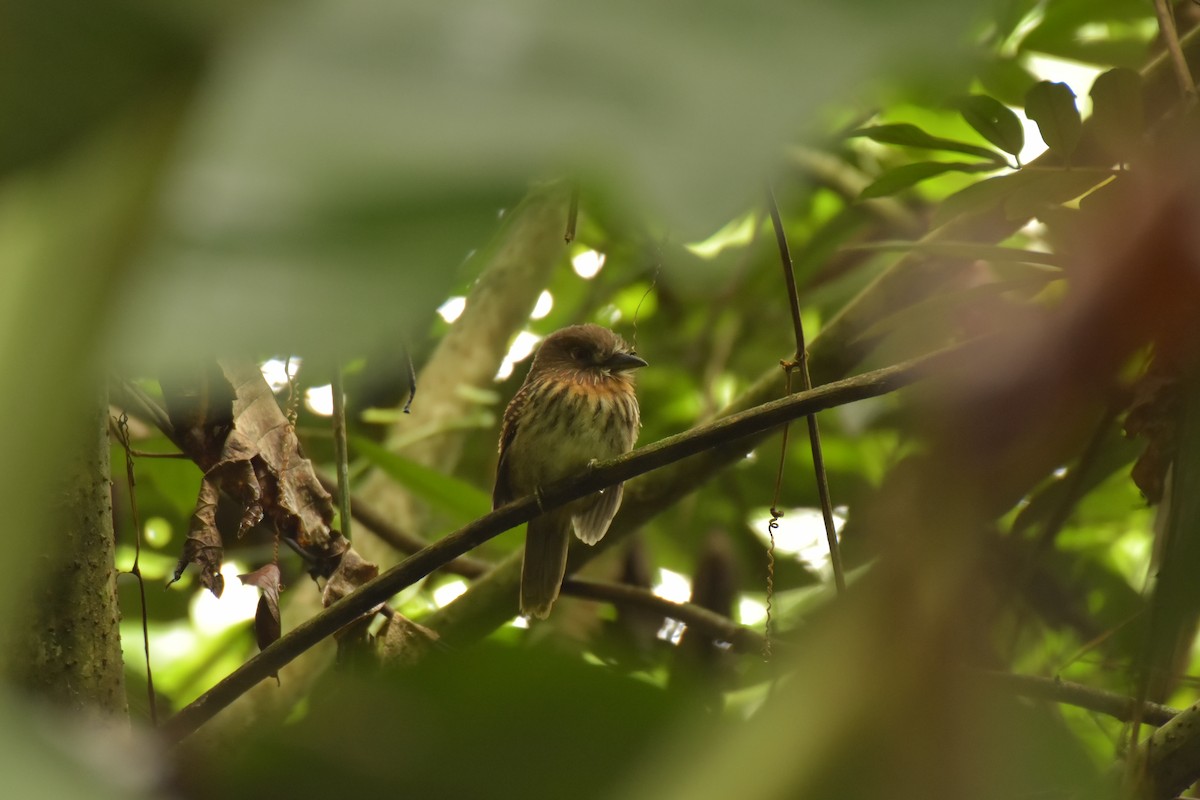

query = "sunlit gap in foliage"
[
  {"left": 749, "top": 507, "right": 848, "bottom": 581},
  {"left": 654, "top": 568, "right": 692, "bottom": 644},
  {"left": 571, "top": 249, "right": 606, "bottom": 279},
  {"left": 432, "top": 578, "right": 469, "bottom": 608},
  {"left": 685, "top": 212, "right": 756, "bottom": 259},
  {"left": 191, "top": 562, "right": 260, "bottom": 635},
  {"left": 305, "top": 384, "right": 334, "bottom": 416},
  {"left": 738, "top": 597, "right": 768, "bottom": 627},
  {"left": 260, "top": 356, "right": 301, "bottom": 393},
  {"left": 530, "top": 290, "right": 553, "bottom": 320},
  {"left": 437, "top": 295, "right": 467, "bottom": 324},
  {"left": 495, "top": 330, "right": 542, "bottom": 380}
]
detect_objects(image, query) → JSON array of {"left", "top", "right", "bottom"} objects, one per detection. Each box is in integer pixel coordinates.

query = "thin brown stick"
[
  {"left": 331, "top": 365, "right": 352, "bottom": 540},
  {"left": 315, "top": 472, "right": 493, "bottom": 578},
  {"left": 561, "top": 578, "right": 767, "bottom": 654},
  {"left": 161, "top": 344, "right": 954, "bottom": 744},
  {"left": 978, "top": 670, "right": 1178, "bottom": 727},
  {"left": 565, "top": 182, "right": 580, "bottom": 243},
  {"left": 1153, "top": 0, "right": 1197, "bottom": 99},
  {"left": 766, "top": 183, "right": 846, "bottom": 595},
  {"left": 113, "top": 414, "right": 159, "bottom": 726},
  {"left": 763, "top": 367, "right": 792, "bottom": 659}
]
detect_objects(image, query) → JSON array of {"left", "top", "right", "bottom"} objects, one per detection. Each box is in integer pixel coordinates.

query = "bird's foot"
[{"left": 533, "top": 486, "right": 548, "bottom": 513}]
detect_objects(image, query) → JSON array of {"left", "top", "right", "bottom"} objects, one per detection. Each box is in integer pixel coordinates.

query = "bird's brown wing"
[
  {"left": 493, "top": 381, "right": 533, "bottom": 509},
  {"left": 571, "top": 483, "right": 624, "bottom": 545}
]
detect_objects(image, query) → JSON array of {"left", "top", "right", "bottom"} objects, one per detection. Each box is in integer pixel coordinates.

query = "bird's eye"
[{"left": 569, "top": 346, "right": 588, "bottom": 362}]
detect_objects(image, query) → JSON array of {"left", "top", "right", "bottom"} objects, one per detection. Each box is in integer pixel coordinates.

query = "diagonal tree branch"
[
  {"left": 355, "top": 181, "right": 572, "bottom": 565},
  {"left": 978, "top": 670, "right": 1178, "bottom": 727},
  {"left": 421, "top": 26, "right": 1200, "bottom": 653},
  {"left": 161, "top": 342, "right": 962, "bottom": 744}
]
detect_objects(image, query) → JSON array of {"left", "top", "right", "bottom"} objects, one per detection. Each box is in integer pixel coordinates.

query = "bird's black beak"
[{"left": 605, "top": 351, "right": 648, "bottom": 372}]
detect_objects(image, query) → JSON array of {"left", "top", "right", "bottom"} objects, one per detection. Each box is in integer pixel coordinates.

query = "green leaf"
[
  {"left": 1001, "top": 168, "right": 1116, "bottom": 220},
  {"left": 1089, "top": 67, "right": 1143, "bottom": 163},
  {"left": 932, "top": 171, "right": 1040, "bottom": 226},
  {"left": 979, "top": 57, "right": 1041, "bottom": 107},
  {"left": 932, "top": 168, "right": 1115, "bottom": 227},
  {"left": 854, "top": 282, "right": 1039, "bottom": 344},
  {"left": 1020, "top": 29, "right": 1150, "bottom": 69},
  {"left": 1024, "top": 81, "right": 1081, "bottom": 159},
  {"left": 859, "top": 161, "right": 1000, "bottom": 198},
  {"left": 351, "top": 436, "right": 492, "bottom": 523},
  {"left": 954, "top": 95, "right": 1025, "bottom": 157},
  {"left": 849, "top": 124, "right": 1007, "bottom": 163},
  {"left": 844, "top": 240, "right": 1065, "bottom": 269}
]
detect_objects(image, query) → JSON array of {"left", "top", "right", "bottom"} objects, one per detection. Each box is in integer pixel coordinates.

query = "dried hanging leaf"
[
  {"left": 161, "top": 360, "right": 354, "bottom": 594},
  {"left": 377, "top": 614, "right": 441, "bottom": 667},
  {"left": 170, "top": 477, "right": 225, "bottom": 596},
  {"left": 322, "top": 547, "right": 380, "bottom": 609},
  {"left": 239, "top": 563, "right": 282, "bottom": 653}
]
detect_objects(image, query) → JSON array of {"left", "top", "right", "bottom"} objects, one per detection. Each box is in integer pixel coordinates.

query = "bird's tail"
[{"left": 520, "top": 512, "right": 571, "bottom": 619}]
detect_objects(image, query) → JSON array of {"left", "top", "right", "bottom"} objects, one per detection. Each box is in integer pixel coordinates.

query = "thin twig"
[
  {"left": 763, "top": 366, "right": 792, "bottom": 659},
  {"left": 978, "top": 670, "right": 1178, "bottom": 727},
  {"left": 315, "top": 471, "right": 493, "bottom": 578},
  {"left": 331, "top": 365, "right": 352, "bottom": 540},
  {"left": 766, "top": 183, "right": 846, "bottom": 595},
  {"left": 161, "top": 344, "right": 956, "bottom": 743},
  {"left": 1032, "top": 406, "right": 1119, "bottom": 555},
  {"left": 561, "top": 578, "right": 768, "bottom": 654},
  {"left": 565, "top": 181, "right": 580, "bottom": 243},
  {"left": 110, "top": 377, "right": 174, "bottom": 438},
  {"left": 1152, "top": 0, "right": 1197, "bottom": 99},
  {"left": 401, "top": 341, "right": 417, "bottom": 414},
  {"left": 113, "top": 414, "right": 158, "bottom": 726}
]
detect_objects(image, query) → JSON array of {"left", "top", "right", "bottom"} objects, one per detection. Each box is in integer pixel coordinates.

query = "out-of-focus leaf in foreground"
[
  {"left": 113, "top": 0, "right": 984, "bottom": 361},
  {"left": 185, "top": 644, "right": 689, "bottom": 800}
]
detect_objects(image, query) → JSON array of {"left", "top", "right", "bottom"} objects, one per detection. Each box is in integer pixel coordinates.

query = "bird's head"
[{"left": 529, "top": 324, "right": 647, "bottom": 384}]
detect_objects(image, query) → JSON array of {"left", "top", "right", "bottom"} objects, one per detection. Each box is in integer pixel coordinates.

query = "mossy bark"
[{"left": 6, "top": 391, "right": 127, "bottom": 715}]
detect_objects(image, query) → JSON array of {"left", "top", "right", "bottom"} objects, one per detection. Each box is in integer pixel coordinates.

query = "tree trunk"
[{"left": 5, "top": 390, "right": 127, "bottom": 716}]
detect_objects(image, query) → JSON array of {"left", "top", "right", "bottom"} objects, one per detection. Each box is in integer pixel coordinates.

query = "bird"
[{"left": 494, "top": 323, "right": 646, "bottom": 619}]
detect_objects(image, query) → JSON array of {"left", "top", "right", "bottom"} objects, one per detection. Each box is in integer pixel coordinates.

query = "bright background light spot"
[
  {"left": 572, "top": 249, "right": 606, "bottom": 279},
  {"left": 145, "top": 625, "right": 197, "bottom": 665},
  {"left": 495, "top": 330, "right": 542, "bottom": 380},
  {"left": 190, "top": 562, "right": 261, "bottom": 635},
  {"left": 749, "top": 506, "right": 848, "bottom": 579},
  {"left": 305, "top": 384, "right": 334, "bottom": 416},
  {"left": 433, "top": 579, "right": 469, "bottom": 607},
  {"left": 685, "top": 212, "right": 757, "bottom": 258},
  {"left": 143, "top": 516, "right": 173, "bottom": 548},
  {"left": 530, "top": 290, "right": 554, "bottom": 320},
  {"left": 437, "top": 295, "right": 467, "bottom": 323},
  {"left": 738, "top": 597, "right": 768, "bottom": 626},
  {"left": 599, "top": 304, "right": 623, "bottom": 326},
  {"left": 510, "top": 615, "right": 530, "bottom": 629},
  {"left": 260, "top": 357, "right": 301, "bottom": 393},
  {"left": 652, "top": 568, "right": 692, "bottom": 603}
]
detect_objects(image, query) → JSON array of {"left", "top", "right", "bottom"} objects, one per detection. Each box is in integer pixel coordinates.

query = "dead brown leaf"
[
  {"left": 161, "top": 360, "right": 352, "bottom": 596},
  {"left": 239, "top": 562, "right": 282, "bottom": 647}
]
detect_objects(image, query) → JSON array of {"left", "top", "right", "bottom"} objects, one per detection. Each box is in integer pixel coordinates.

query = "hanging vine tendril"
[
  {"left": 114, "top": 412, "right": 159, "bottom": 725},
  {"left": 764, "top": 362, "right": 797, "bottom": 659}
]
